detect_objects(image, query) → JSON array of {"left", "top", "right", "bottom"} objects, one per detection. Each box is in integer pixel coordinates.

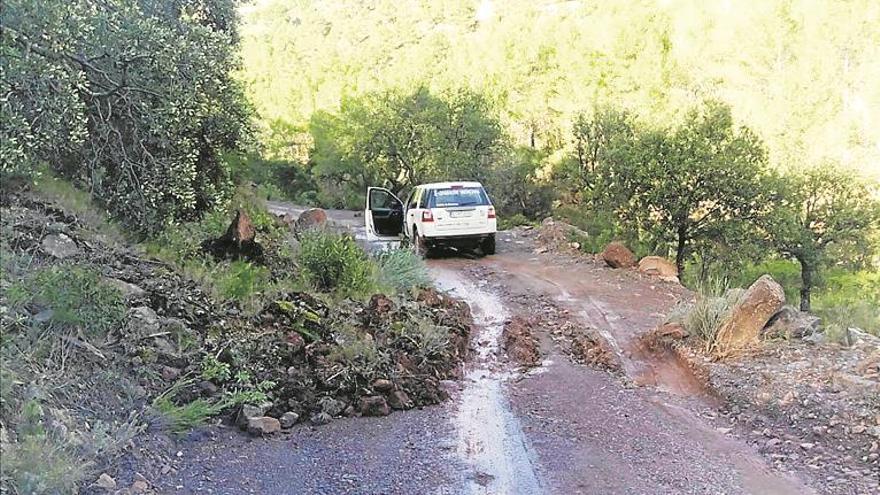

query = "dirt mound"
[
  {"left": 501, "top": 316, "right": 541, "bottom": 367},
  {"left": 534, "top": 217, "right": 588, "bottom": 254},
  {"left": 0, "top": 191, "right": 474, "bottom": 493},
  {"left": 569, "top": 329, "right": 620, "bottom": 372}
]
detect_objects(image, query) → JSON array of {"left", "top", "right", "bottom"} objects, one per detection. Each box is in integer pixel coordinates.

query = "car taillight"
[
  {"left": 487, "top": 207, "right": 496, "bottom": 219},
  {"left": 422, "top": 210, "right": 434, "bottom": 222}
]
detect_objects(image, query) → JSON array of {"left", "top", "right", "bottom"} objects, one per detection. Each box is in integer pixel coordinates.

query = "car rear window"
[{"left": 428, "top": 187, "right": 490, "bottom": 208}]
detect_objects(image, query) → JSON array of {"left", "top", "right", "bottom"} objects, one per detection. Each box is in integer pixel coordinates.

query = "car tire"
[
  {"left": 412, "top": 227, "right": 429, "bottom": 258},
  {"left": 481, "top": 234, "right": 496, "bottom": 256}
]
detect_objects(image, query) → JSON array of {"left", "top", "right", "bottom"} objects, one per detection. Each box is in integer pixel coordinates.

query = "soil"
[{"left": 6, "top": 198, "right": 876, "bottom": 494}]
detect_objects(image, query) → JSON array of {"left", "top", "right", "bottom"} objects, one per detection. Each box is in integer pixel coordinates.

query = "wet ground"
[{"left": 151, "top": 218, "right": 818, "bottom": 494}]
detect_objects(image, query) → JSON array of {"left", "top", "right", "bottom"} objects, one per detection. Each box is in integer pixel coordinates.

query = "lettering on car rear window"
[{"left": 429, "top": 187, "right": 489, "bottom": 207}]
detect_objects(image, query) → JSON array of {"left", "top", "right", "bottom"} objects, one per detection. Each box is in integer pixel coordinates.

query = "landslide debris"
[{"left": 0, "top": 190, "right": 472, "bottom": 494}]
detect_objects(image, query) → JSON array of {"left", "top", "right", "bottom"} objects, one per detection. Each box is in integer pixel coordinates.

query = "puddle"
[{"left": 431, "top": 266, "right": 543, "bottom": 495}]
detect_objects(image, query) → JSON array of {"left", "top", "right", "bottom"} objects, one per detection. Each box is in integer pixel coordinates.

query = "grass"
[
  {"left": 667, "top": 278, "right": 744, "bottom": 353},
  {"left": 31, "top": 170, "right": 127, "bottom": 246},
  {"left": 375, "top": 249, "right": 431, "bottom": 294},
  {"left": 691, "top": 258, "right": 879, "bottom": 337},
  {"left": 7, "top": 265, "right": 126, "bottom": 337},
  {"left": 1, "top": 431, "right": 87, "bottom": 494}
]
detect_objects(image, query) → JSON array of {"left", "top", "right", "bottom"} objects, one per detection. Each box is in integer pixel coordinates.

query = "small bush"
[
  {"left": 2, "top": 432, "right": 86, "bottom": 494},
  {"left": 376, "top": 249, "right": 430, "bottom": 293},
  {"left": 217, "top": 261, "right": 270, "bottom": 301},
  {"left": 298, "top": 231, "right": 376, "bottom": 296},
  {"left": 153, "top": 396, "right": 225, "bottom": 434},
  {"left": 667, "top": 279, "right": 744, "bottom": 352},
  {"left": 9, "top": 265, "right": 125, "bottom": 336}
]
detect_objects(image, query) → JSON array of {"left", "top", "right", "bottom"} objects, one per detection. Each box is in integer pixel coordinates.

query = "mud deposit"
[{"left": 431, "top": 266, "right": 544, "bottom": 495}]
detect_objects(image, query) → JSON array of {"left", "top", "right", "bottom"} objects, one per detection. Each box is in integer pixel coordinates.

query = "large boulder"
[
  {"left": 358, "top": 395, "right": 391, "bottom": 416},
  {"left": 295, "top": 208, "right": 327, "bottom": 233},
  {"left": 715, "top": 275, "right": 786, "bottom": 353},
  {"left": 203, "top": 209, "right": 263, "bottom": 260},
  {"left": 638, "top": 256, "right": 678, "bottom": 279},
  {"left": 602, "top": 242, "right": 636, "bottom": 268}
]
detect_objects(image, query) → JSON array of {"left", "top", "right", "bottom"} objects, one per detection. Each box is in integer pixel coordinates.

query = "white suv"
[{"left": 365, "top": 181, "right": 497, "bottom": 256}]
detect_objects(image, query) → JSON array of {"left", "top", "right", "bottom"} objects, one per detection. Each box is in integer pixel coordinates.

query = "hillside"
[{"left": 239, "top": 0, "right": 880, "bottom": 180}]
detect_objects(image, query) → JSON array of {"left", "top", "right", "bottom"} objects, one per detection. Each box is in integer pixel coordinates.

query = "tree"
[
  {"left": 1, "top": 0, "right": 251, "bottom": 232},
  {"left": 590, "top": 101, "right": 769, "bottom": 274},
  {"left": 764, "top": 164, "right": 880, "bottom": 311},
  {"left": 308, "top": 86, "right": 504, "bottom": 204}
]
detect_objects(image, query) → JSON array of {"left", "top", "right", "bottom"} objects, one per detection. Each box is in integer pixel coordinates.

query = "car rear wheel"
[
  {"left": 412, "top": 227, "right": 429, "bottom": 258},
  {"left": 481, "top": 233, "right": 496, "bottom": 255}
]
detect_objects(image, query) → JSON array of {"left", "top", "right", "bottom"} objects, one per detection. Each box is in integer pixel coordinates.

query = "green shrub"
[
  {"left": 2, "top": 431, "right": 86, "bottom": 494},
  {"left": 298, "top": 231, "right": 376, "bottom": 296},
  {"left": 555, "top": 204, "right": 648, "bottom": 256},
  {"left": 217, "top": 261, "right": 270, "bottom": 301},
  {"left": 376, "top": 249, "right": 430, "bottom": 293},
  {"left": 667, "top": 278, "right": 744, "bottom": 352},
  {"left": 9, "top": 266, "right": 125, "bottom": 336}
]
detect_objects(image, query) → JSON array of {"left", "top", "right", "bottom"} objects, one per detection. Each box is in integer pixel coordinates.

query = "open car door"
[{"left": 365, "top": 187, "right": 404, "bottom": 241}]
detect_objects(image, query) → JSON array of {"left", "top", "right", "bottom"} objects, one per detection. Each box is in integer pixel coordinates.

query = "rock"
[
  {"left": 131, "top": 479, "right": 149, "bottom": 493},
  {"left": 638, "top": 256, "right": 677, "bottom": 278},
  {"left": 160, "top": 366, "right": 181, "bottom": 381},
  {"left": 763, "top": 305, "right": 821, "bottom": 339},
  {"left": 198, "top": 380, "right": 218, "bottom": 396},
  {"left": 33, "top": 309, "right": 54, "bottom": 323},
  {"left": 800, "top": 442, "right": 815, "bottom": 450},
  {"left": 601, "top": 242, "right": 636, "bottom": 268},
  {"left": 372, "top": 379, "right": 393, "bottom": 393},
  {"left": 104, "top": 278, "right": 146, "bottom": 299},
  {"left": 715, "top": 275, "right": 785, "bottom": 353},
  {"left": 227, "top": 209, "right": 256, "bottom": 244},
  {"left": 310, "top": 412, "right": 332, "bottom": 425},
  {"left": 368, "top": 294, "right": 394, "bottom": 316},
  {"left": 387, "top": 390, "right": 412, "bottom": 410},
  {"left": 128, "top": 306, "right": 160, "bottom": 335},
  {"left": 295, "top": 208, "right": 328, "bottom": 233},
  {"left": 541, "top": 217, "right": 555, "bottom": 226},
  {"left": 279, "top": 411, "right": 299, "bottom": 428},
  {"left": 318, "top": 397, "right": 346, "bottom": 417},
  {"left": 42, "top": 233, "right": 79, "bottom": 259},
  {"left": 359, "top": 395, "right": 391, "bottom": 417},
  {"left": 655, "top": 322, "right": 689, "bottom": 340},
  {"left": 95, "top": 473, "right": 116, "bottom": 490},
  {"left": 246, "top": 416, "right": 281, "bottom": 435},
  {"left": 237, "top": 403, "right": 270, "bottom": 428},
  {"left": 568, "top": 241, "right": 581, "bottom": 250}
]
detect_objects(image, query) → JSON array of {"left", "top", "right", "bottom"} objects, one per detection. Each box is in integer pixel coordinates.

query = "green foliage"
[
  {"left": 9, "top": 265, "right": 125, "bottom": 336},
  {"left": 554, "top": 204, "right": 649, "bottom": 257},
  {"left": 762, "top": 163, "right": 880, "bottom": 310},
  {"left": 240, "top": 0, "right": 880, "bottom": 183},
  {"left": 376, "top": 249, "right": 431, "bottom": 294},
  {"left": 309, "top": 86, "right": 504, "bottom": 206},
  {"left": 225, "top": 152, "right": 318, "bottom": 203},
  {"left": 2, "top": 0, "right": 252, "bottom": 232},
  {"left": 1, "top": 429, "right": 86, "bottom": 495},
  {"left": 298, "top": 231, "right": 375, "bottom": 296},
  {"left": 153, "top": 396, "right": 226, "bottom": 434},
  {"left": 483, "top": 146, "right": 554, "bottom": 221},
  {"left": 217, "top": 261, "right": 270, "bottom": 302},
  {"left": 573, "top": 101, "right": 769, "bottom": 273},
  {"left": 200, "top": 355, "right": 232, "bottom": 383}
]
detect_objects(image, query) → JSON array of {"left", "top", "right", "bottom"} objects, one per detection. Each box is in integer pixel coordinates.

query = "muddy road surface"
[{"left": 155, "top": 227, "right": 816, "bottom": 495}]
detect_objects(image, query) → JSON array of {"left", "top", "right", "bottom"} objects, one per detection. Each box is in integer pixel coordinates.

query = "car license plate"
[{"left": 450, "top": 210, "right": 472, "bottom": 218}]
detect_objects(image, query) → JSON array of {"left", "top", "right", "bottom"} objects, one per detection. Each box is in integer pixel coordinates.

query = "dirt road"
[{"left": 154, "top": 227, "right": 817, "bottom": 494}]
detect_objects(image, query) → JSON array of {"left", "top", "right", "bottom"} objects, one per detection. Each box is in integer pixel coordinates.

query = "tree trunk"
[
  {"left": 799, "top": 260, "right": 813, "bottom": 312},
  {"left": 675, "top": 224, "right": 687, "bottom": 275}
]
